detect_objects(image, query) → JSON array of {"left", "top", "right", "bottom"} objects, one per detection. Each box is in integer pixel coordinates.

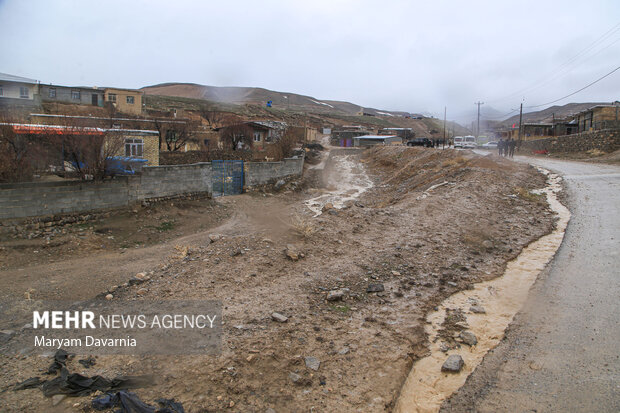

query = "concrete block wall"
[
  {"left": 518, "top": 129, "right": 620, "bottom": 154},
  {"left": 0, "top": 179, "right": 130, "bottom": 219},
  {"left": 0, "top": 157, "right": 303, "bottom": 220},
  {"left": 245, "top": 157, "right": 304, "bottom": 187},
  {"left": 139, "top": 162, "right": 212, "bottom": 199}
]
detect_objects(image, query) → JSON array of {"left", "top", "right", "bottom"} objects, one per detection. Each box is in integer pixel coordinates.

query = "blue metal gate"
[{"left": 212, "top": 160, "right": 244, "bottom": 197}]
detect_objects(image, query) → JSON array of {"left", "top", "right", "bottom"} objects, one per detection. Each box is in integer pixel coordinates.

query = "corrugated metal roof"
[
  {"left": 0, "top": 122, "right": 158, "bottom": 135},
  {"left": 0, "top": 72, "right": 38, "bottom": 84},
  {"left": 354, "top": 135, "right": 399, "bottom": 140}
]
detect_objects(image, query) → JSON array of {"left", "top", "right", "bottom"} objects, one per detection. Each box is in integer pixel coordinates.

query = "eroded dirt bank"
[{"left": 0, "top": 147, "right": 555, "bottom": 412}]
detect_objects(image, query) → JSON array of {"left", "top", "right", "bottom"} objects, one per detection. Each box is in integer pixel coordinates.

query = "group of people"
[{"left": 498, "top": 138, "right": 516, "bottom": 158}]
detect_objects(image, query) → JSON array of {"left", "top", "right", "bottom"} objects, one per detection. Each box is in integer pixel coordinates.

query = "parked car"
[
  {"left": 481, "top": 141, "right": 498, "bottom": 149},
  {"left": 453, "top": 136, "right": 463, "bottom": 148},
  {"left": 406, "top": 137, "right": 433, "bottom": 147},
  {"left": 462, "top": 135, "right": 477, "bottom": 149}
]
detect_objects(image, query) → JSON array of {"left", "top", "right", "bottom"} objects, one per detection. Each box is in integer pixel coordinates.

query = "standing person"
[{"left": 498, "top": 138, "right": 504, "bottom": 156}]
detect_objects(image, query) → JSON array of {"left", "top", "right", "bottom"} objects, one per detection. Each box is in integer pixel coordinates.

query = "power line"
[
  {"left": 525, "top": 64, "right": 620, "bottom": 109},
  {"left": 487, "top": 21, "right": 620, "bottom": 104}
]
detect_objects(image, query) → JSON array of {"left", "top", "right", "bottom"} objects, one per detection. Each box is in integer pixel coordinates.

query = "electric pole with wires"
[{"left": 475, "top": 101, "right": 484, "bottom": 142}]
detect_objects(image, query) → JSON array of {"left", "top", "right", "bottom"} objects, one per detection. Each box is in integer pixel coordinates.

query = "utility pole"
[
  {"left": 442, "top": 106, "right": 446, "bottom": 149},
  {"left": 474, "top": 101, "right": 484, "bottom": 141},
  {"left": 518, "top": 103, "right": 523, "bottom": 144}
]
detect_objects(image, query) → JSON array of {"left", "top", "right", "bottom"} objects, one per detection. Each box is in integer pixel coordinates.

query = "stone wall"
[
  {"left": 0, "top": 156, "right": 304, "bottom": 220},
  {"left": 518, "top": 128, "right": 620, "bottom": 154}
]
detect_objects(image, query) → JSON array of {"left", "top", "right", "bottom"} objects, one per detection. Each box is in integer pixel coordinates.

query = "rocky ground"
[{"left": 0, "top": 147, "right": 556, "bottom": 412}]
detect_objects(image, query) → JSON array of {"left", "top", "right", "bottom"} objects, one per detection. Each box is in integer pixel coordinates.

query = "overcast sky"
[{"left": 1, "top": 0, "right": 619, "bottom": 122}]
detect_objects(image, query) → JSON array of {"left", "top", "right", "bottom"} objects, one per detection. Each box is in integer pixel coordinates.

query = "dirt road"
[
  {"left": 0, "top": 148, "right": 555, "bottom": 412},
  {"left": 442, "top": 158, "right": 620, "bottom": 412}
]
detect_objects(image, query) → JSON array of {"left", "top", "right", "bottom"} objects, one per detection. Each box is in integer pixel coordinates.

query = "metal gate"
[{"left": 212, "top": 160, "right": 244, "bottom": 197}]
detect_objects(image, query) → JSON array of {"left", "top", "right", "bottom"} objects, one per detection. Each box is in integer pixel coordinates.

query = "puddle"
[
  {"left": 394, "top": 168, "right": 571, "bottom": 413},
  {"left": 304, "top": 153, "right": 373, "bottom": 216}
]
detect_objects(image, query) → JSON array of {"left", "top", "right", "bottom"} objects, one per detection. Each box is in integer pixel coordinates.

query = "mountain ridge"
[{"left": 141, "top": 82, "right": 415, "bottom": 117}]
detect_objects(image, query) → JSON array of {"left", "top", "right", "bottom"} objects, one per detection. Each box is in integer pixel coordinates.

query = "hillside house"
[
  {"left": 5, "top": 123, "right": 159, "bottom": 166},
  {"left": 353, "top": 135, "right": 401, "bottom": 147},
  {"left": 247, "top": 121, "right": 287, "bottom": 148},
  {"left": 104, "top": 88, "right": 144, "bottom": 116},
  {"left": 0, "top": 73, "right": 39, "bottom": 107},
  {"left": 575, "top": 104, "right": 620, "bottom": 132},
  {"left": 379, "top": 127, "right": 414, "bottom": 140},
  {"left": 40, "top": 84, "right": 105, "bottom": 107}
]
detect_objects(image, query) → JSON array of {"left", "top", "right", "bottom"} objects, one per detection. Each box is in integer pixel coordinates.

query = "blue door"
[{"left": 212, "top": 160, "right": 244, "bottom": 197}]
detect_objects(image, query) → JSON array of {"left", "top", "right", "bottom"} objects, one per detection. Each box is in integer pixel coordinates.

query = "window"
[
  {"left": 125, "top": 138, "right": 144, "bottom": 157},
  {"left": 49, "top": 88, "right": 56, "bottom": 98},
  {"left": 71, "top": 90, "right": 81, "bottom": 100},
  {"left": 0, "top": 86, "right": 3, "bottom": 96},
  {"left": 20, "top": 87, "right": 29, "bottom": 98},
  {"left": 126, "top": 95, "right": 135, "bottom": 104},
  {"left": 108, "top": 93, "right": 117, "bottom": 102},
  {"left": 253, "top": 131, "right": 261, "bottom": 142}
]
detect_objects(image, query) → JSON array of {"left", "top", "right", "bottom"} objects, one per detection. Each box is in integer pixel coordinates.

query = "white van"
[
  {"left": 453, "top": 136, "right": 463, "bottom": 148},
  {"left": 462, "top": 135, "right": 477, "bottom": 149}
]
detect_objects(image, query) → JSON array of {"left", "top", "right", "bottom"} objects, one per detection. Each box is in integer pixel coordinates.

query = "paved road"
[{"left": 442, "top": 157, "right": 620, "bottom": 412}]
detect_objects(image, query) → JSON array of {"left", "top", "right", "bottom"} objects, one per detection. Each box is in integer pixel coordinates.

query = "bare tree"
[
  {"left": 198, "top": 104, "right": 224, "bottom": 130},
  {"left": 0, "top": 121, "right": 36, "bottom": 182},
  {"left": 153, "top": 119, "right": 197, "bottom": 152},
  {"left": 58, "top": 127, "right": 125, "bottom": 181},
  {"left": 219, "top": 124, "right": 254, "bottom": 151}
]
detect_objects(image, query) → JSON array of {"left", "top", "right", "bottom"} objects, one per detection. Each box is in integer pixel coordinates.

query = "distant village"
[{"left": 1, "top": 71, "right": 619, "bottom": 184}]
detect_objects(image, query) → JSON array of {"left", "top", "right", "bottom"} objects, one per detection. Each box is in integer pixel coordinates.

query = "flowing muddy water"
[
  {"left": 304, "top": 152, "right": 373, "bottom": 216},
  {"left": 394, "top": 168, "right": 571, "bottom": 413}
]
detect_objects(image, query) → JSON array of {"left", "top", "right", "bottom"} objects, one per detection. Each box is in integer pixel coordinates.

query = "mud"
[
  {"left": 304, "top": 151, "right": 373, "bottom": 216},
  {"left": 0, "top": 147, "right": 556, "bottom": 412},
  {"left": 394, "top": 169, "right": 570, "bottom": 413}
]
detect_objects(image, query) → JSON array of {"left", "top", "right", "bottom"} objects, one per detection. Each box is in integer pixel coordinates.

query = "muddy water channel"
[
  {"left": 394, "top": 169, "right": 571, "bottom": 413},
  {"left": 304, "top": 150, "right": 373, "bottom": 216}
]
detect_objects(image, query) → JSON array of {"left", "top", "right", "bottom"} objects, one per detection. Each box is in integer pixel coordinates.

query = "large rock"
[
  {"left": 326, "top": 289, "right": 346, "bottom": 301},
  {"left": 459, "top": 331, "right": 478, "bottom": 346},
  {"left": 367, "top": 283, "right": 385, "bottom": 293},
  {"left": 322, "top": 203, "right": 334, "bottom": 212},
  {"left": 304, "top": 356, "right": 321, "bottom": 371},
  {"left": 470, "top": 305, "right": 486, "bottom": 314},
  {"left": 442, "top": 355, "right": 464, "bottom": 373},
  {"left": 274, "top": 179, "right": 286, "bottom": 190},
  {"left": 208, "top": 233, "right": 223, "bottom": 243},
  {"left": 285, "top": 244, "right": 301, "bottom": 261},
  {"left": 271, "top": 312, "right": 288, "bottom": 323}
]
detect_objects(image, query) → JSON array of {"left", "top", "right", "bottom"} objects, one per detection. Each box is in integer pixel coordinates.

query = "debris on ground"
[{"left": 442, "top": 355, "right": 465, "bottom": 373}]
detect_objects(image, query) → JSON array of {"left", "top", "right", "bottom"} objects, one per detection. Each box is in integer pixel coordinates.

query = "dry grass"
[
  {"left": 442, "top": 156, "right": 468, "bottom": 168},
  {"left": 290, "top": 213, "right": 317, "bottom": 238},
  {"left": 515, "top": 187, "right": 545, "bottom": 204},
  {"left": 172, "top": 244, "right": 190, "bottom": 260}
]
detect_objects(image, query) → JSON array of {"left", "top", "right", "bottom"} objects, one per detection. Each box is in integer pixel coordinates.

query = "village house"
[
  {"left": 331, "top": 125, "right": 370, "bottom": 146},
  {"left": 6, "top": 123, "right": 159, "bottom": 166},
  {"left": 574, "top": 104, "right": 620, "bottom": 132},
  {"left": 379, "top": 127, "right": 414, "bottom": 140},
  {"left": 353, "top": 135, "right": 401, "bottom": 147},
  {"left": 0, "top": 72, "right": 39, "bottom": 107},
  {"left": 39, "top": 84, "right": 105, "bottom": 107},
  {"left": 104, "top": 88, "right": 144, "bottom": 116},
  {"left": 246, "top": 121, "right": 287, "bottom": 149}
]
